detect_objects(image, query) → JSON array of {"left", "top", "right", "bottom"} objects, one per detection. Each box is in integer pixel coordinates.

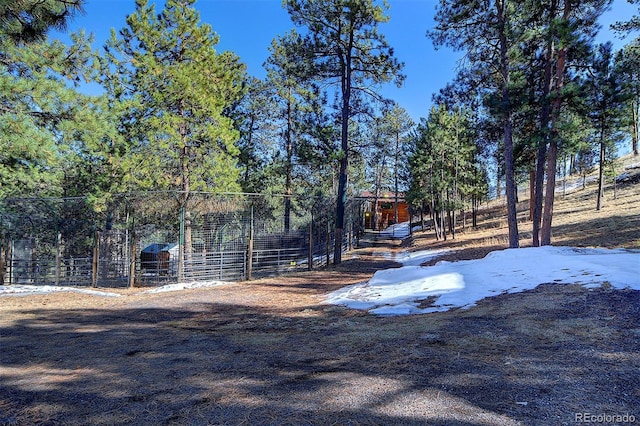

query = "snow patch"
[
  {"left": 0, "top": 285, "right": 121, "bottom": 297},
  {"left": 326, "top": 246, "right": 640, "bottom": 316},
  {"left": 142, "top": 280, "right": 229, "bottom": 293}
]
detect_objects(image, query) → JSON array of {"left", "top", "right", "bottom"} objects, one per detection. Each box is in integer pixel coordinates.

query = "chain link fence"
[{"left": 0, "top": 192, "right": 366, "bottom": 288}]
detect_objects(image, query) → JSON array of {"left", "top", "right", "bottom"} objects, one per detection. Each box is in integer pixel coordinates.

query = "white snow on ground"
[
  {"left": 379, "top": 222, "right": 411, "bottom": 239},
  {"left": 326, "top": 246, "right": 640, "bottom": 316},
  {"left": 625, "top": 161, "right": 640, "bottom": 170},
  {"left": 0, "top": 285, "right": 122, "bottom": 297},
  {"left": 0, "top": 279, "right": 229, "bottom": 297},
  {"left": 3, "top": 246, "right": 637, "bottom": 317},
  {"left": 380, "top": 249, "right": 450, "bottom": 266},
  {"left": 142, "top": 280, "right": 228, "bottom": 293}
]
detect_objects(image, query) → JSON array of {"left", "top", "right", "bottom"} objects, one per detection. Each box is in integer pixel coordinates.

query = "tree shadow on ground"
[{"left": 550, "top": 214, "right": 640, "bottom": 248}]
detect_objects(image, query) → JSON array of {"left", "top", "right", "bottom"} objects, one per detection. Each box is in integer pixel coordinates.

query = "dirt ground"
[{"left": 1, "top": 160, "right": 639, "bottom": 425}]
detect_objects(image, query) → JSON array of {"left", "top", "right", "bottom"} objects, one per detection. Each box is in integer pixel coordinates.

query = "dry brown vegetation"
[
  {"left": 413, "top": 154, "right": 640, "bottom": 263},
  {"left": 1, "top": 157, "right": 639, "bottom": 425}
]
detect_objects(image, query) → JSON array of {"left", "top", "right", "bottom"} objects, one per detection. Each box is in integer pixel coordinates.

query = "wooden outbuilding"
[{"left": 359, "top": 192, "right": 409, "bottom": 230}]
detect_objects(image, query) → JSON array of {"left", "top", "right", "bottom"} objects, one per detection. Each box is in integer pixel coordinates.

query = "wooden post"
[
  {"left": 178, "top": 206, "right": 185, "bottom": 283},
  {"left": 246, "top": 205, "right": 253, "bottom": 281},
  {"left": 92, "top": 230, "right": 99, "bottom": 288},
  {"left": 0, "top": 237, "right": 5, "bottom": 285},
  {"left": 129, "top": 232, "right": 137, "bottom": 288},
  {"left": 55, "top": 232, "right": 61, "bottom": 286},
  {"left": 308, "top": 220, "right": 313, "bottom": 271},
  {"left": 8, "top": 240, "right": 13, "bottom": 284}
]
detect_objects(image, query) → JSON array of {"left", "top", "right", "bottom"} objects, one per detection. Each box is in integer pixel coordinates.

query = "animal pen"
[{"left": 0, "top": 193, "right": 366, "bottom": 287}]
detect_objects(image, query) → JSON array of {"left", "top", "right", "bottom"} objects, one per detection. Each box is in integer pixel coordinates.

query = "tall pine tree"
[
  {"left": 1, "top": 2, "right": 118, "bottom": 200},
  {"left": 102, "top": 0, "right": 246, "bottom": 276},
  {"left": 431, "top": 0, "right": 524, "bottom": 248},
  {"left": 284, "top": 0, "right": 404, "bottom": 263},
  {"left": 583, "top": 42, "right": 628, "bottom": 210}
]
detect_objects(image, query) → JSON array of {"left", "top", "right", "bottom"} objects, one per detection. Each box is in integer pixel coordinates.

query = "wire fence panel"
[{"left": 0, "top": 192, "right": 367, "bottom": 288}]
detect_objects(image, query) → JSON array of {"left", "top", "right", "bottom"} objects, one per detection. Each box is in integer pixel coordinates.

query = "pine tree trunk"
[
  {"left": 333, "top": 55, "right": 351, "bottom": 265},
  {"left": 533, "top": 0, "right": 556, "bottom": 246},
  {"left": 596, "top": 129, "right": 606, "bottom": 210},
  {"left": 632, "top": 99, "right": 639, "bottom": 156},
  {"left": 472, "top": 194, "right": 478, "bottom": 228},
  {"left": 441, "top": 201, "right": 447, "bottom": 242},
  {"left": 461, "top": 194, "right": 466, "bottom": 231},
  {"left": 540, "top": 0, "right": 571, "bottom": 247},
  {"left": 334, "top": 153, "right": 347, "bottom": 264},
  {"left": 541, "top": 138, "right": 558, "bottom": 246},
  {"left": 394, "top": 132, "right": 400, "bottom": 224},
  {"left": 284, "top": 89, "right": 293, "bottom": 232},
  {"left": 244, "top": 115, "right": 255, "bottom": 185},
  {"left": 562, "top": 154, "right": 567, "bottom": 198},
  {"left": 373, "top": 183, "right": 381, "bottom": 231},
  {"left": 333, "top": 28, "right": 353, "bottom": 265},
  {"left": 179, "top": 109, "right": 192, "bottom": 279},
  {"left": 453, "top": 112, "right": 458, "bottom": 239},
  {"left": 431, "top": 203, "right": 440, "bottom": 240},
  {"left": 497, "top": 0, "right": 519, "bottom": 249},
  {"left": 529, "top": 170, "right": 535, "bottom": 221}
]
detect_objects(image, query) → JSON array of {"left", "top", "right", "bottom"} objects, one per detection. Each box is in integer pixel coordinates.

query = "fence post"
[
  {"left": 0, "top": 237, "right": 5, "bottom": 285},
  {"left": 308, "top": 220, "right": 313, "bottom": 271},
  {"left": 325, "top": 222, "right": 330, "bottom": 267},
  {"left": 55, "top": 232, "right": 61, "bottom": 286},
  {"left": 246, "top": 204, "right": 254, "bottom": 281},
  {"left": 242, "top": 250, "right": 246, "bottom": 278},
  {"left": 178, "top": 205, "right": 185, "bottom": 283},
  {"left": 219, "top": 250, "right": 224, "bottom": 279},
  {"left": 8, "top": 240, "right": 13, "bottom": 284},
  {"left": 129, "top": 232, "right": 137, "bottom": 288},
  {"left": 92, "top": 230, "right": 99, "bottom": 288}
]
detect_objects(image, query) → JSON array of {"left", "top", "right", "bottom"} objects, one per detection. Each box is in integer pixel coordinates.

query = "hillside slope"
[{"left": 409, "top": 154, "right": 640, "bottom": 260}]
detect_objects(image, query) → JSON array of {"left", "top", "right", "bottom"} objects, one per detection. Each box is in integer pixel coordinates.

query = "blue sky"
[{"left": 57, "top": 0, "right": 638, "bottom": 123}]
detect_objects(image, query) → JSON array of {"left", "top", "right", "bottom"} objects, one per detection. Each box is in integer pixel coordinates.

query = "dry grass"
[
  {"left": 1, "top": 156, "right": 639, "bottom": 425},
  {"left": 411, "top": 153, "right": 640, "bottom": 263}
]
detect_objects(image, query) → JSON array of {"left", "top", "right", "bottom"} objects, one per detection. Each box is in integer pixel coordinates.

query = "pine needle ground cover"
[{"left": 1, "top": 162, "right": 639, "bottom": 425}]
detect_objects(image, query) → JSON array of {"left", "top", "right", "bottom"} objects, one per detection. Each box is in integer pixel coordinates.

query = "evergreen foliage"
[
  {"left": 0, "top": 0, "right": 84, "bottom": 43},
  {"left": 582, "top": 42, "right": 628, "bottom": 210},
  {"left": 265, "top": 29, "right": 325, "bottom": 230},
  {"left": 616, "top": 41, "right": 640, "bottom": 156},
  {"left": 2, "top": 0, "right": 638, "bottom": 256},
  {"left": 0, "top": 1, "right": 119, "bottom": 201},
  {"left": 233, "top": 77, "right": 278, "bottom": 194},
  {"left": 102, "top": 0, "right": 246, "bottom": 198},
  {"left": 431, "top": 0, "right": 524, "bottom": 248},
  {"left": 407, "top": 105, "right": 486, "bottom": 240},
  {"left": 431, "top": 0, "right": 614, "bottom": 247},
  {"left": 283, "top": 0, "right": 404, "bottom": 263}
]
